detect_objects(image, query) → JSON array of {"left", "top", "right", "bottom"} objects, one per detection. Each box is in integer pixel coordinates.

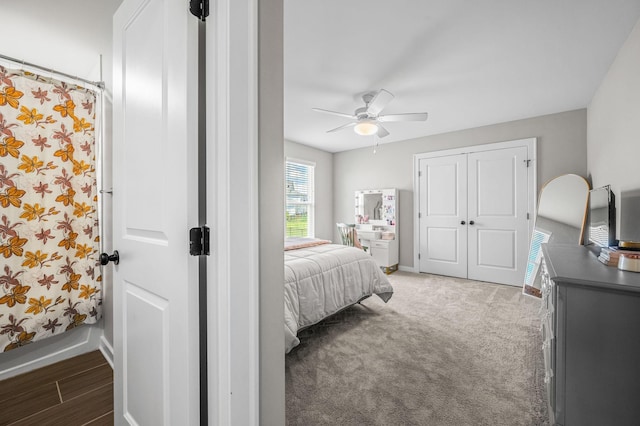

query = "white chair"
[{"left": 336, "top": 223, "right": 362, "bottom": 249}]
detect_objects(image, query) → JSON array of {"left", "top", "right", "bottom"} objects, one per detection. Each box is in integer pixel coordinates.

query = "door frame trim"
[
  {"left": 413, "top": 138, "right": 537, "bottom": 276},
  {"left": 206, "top": 0, "right": 260, "bottom": 424}
]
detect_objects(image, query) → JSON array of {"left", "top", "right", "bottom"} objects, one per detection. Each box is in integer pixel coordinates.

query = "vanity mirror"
[
  {"left": 363, "top": 192, "right": 383, "bottom": 221},
  {"left": 523, "top": 174, "right": 590, "bottom": 297},
  {"left": 355, "top": 189, "right": 396, "bottom": 226}
]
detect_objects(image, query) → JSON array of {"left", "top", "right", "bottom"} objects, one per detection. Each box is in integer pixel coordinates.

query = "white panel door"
[
  {"left": 113, "top": 0, "right": 200, "bottom": 424},
  {"left": 418, "top": 154, "right": 468, "bottom": 278},
  {"left": 467, "top": 147, "right": 529, "bottom": 285}
]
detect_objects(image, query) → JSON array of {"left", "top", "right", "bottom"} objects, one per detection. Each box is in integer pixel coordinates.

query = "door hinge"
[
  {"left": 418, "top": 171, "right": 422, "bottom": 177},
  {"left": 524, "top": 159, "right": 531, "bottom": 167},
  {"left": 189, "top": 226, "right": 210, "bottom": 256},
  {"left": 189, "top": 0, "right": 209, "bottom": 21},
  {"left": 527, "top": 212, "right": 530, "bottom": 220},
  {"left": 418, "top": 253, "right": 421, "bottom": 260},
  {"left": 418, "top": 212, "right": 422, "bottom": 218}
]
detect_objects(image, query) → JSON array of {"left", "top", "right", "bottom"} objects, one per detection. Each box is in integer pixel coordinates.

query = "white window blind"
[{"left": 285, "top": 160, "right": 315, "bottom": 238}]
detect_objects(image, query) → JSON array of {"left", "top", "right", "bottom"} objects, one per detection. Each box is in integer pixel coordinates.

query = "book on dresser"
[{"left": 597, "top": 246, "right": 640, "bottom": 266}]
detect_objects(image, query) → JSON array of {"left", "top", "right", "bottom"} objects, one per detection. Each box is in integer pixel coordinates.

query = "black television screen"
[{"left": 588, "top": 185, "right": 615, "bottom": 247}]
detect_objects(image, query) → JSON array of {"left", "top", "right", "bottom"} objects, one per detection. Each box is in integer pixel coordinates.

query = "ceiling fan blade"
[
  {"left": 312, "top": 108, "right": 356, "bottom": 119},
  {"left": 327, "top": 122, "right": 356, "bottom": 133},
  {"left": 378, "top": 112, "right": 429, "bottom": 122},
  {"left": 376, "top": 124, "right": 390, "bottom": 138},
  {"left": 366, "top": 89, "right": 394, "bottom": 116}
]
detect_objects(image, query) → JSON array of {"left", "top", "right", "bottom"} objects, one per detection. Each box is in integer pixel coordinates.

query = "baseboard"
[
  {"left": 99, "top": 335, "right": 114, "bottom": 369},
  {"left": 398, "top": 265, "right": 418, "bottom": 273},
  {"left": 0, "top": 324, "right": 102, "bottom": 380}
]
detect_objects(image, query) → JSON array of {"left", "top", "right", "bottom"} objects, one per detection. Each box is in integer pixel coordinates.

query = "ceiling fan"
[{"left": 312, "top": 89, "right": 428, "bottom": 138}]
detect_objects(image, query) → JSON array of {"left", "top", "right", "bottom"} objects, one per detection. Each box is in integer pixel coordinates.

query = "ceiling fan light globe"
[{"left": 354, "top": 120, "right": 379, "bottom": 136}]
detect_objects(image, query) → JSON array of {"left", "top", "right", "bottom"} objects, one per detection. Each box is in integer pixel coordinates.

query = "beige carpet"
[{"left": 285, "top": 271, "right": 549, "bottom": 426}]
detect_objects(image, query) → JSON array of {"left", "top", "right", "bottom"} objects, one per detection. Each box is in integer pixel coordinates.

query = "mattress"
[{"left": 284, "top": 243, "right": 393, "bottom": 353}]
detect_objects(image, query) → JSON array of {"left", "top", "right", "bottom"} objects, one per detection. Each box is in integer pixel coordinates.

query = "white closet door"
[
  {"left": 418, "top": 154, "right": 468, "bottom": 278},
  {"left": 467, "top": 146, "right": 529, "bottom": 286}
]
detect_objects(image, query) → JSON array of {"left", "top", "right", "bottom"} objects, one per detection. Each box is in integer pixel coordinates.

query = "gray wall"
[
  {"left": 588, "top": 16, "right": 640, "bottom": 238},
  {"left": 285, "top": 140, "right": 334, "bottom": 240},
  {"left": 334, "top": 109, "right": 588, "bottom": 269}
]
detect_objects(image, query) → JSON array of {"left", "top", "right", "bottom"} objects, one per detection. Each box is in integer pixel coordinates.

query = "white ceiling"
[{"left": 284, "top": 0, "right": 640, "bottom": 153}]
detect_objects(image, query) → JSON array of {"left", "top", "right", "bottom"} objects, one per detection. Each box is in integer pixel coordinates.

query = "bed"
[{"left": 284, "top": 238, "right": 394, "bottom": 353}]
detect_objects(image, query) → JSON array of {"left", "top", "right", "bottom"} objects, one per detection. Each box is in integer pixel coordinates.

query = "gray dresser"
[{"left": 540, "top": 244, "right": 640, "bottom": 426}]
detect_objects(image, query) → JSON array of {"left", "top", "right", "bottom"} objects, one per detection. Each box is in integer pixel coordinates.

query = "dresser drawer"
[
  {"left": 539, "top": 260, "right": 555, "bottom": 322},
  {"left": 541, "top": 310, "right": 554, "bottom": 342},
  {"left": 370, "top": 241, "right": 389, "bottom": 249}
]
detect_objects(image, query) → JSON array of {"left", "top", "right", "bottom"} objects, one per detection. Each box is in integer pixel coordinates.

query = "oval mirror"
[{"left": 523, "top": 174, "right": 590, "bottom": 298}]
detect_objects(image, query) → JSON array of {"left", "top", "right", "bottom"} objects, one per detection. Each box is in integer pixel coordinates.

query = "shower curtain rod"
[{"left": 0, "top": 52, "right": 105, "bottom": 90}]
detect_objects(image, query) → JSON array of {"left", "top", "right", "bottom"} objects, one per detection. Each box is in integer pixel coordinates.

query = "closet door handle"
[
  {"left": 469, "top": 220, "right": 475, "bottom": 225},
  {"left": 460, "top": 220, "right": 466, "bottom": 225}
]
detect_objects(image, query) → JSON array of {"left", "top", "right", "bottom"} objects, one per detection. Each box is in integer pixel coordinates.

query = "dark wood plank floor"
[{"left": 0, "top": 350, "right": 113, "bottom": 425}]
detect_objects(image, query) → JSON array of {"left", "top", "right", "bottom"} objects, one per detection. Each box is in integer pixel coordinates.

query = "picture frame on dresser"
[{"left": 587, "top": 185, "right": 616, "bottom": 248}]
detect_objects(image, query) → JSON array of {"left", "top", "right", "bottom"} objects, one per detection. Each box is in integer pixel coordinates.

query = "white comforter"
[{"left": 284, "top": 243, "right": 394, "bottom": 353}]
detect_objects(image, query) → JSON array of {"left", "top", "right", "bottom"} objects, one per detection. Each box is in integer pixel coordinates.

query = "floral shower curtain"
[{"left": 0, "top": 65, "right": 101, "bottom": 352}]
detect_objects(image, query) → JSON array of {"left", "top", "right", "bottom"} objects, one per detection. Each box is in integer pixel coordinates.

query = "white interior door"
[
  {"left": 418, "top": 154, "right": 468, "bottom": 278},
  {"left": 113, "top": 0, "right": 200, "bottom": 424},
  {"left": 467, "top": 147, "right": 529, "bottom": 285}
]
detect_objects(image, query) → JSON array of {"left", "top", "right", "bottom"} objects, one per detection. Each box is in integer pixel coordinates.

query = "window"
[{"left": 285, "top": 159, "right": 315, "bottom": 238}]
